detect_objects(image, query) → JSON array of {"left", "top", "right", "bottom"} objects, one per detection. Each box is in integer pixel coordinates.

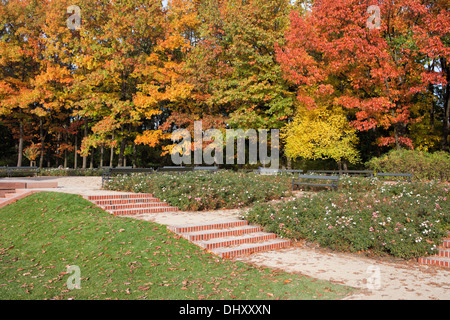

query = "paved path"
[{"left": 1, "top": 176, "right": 449, "bottom": 300}]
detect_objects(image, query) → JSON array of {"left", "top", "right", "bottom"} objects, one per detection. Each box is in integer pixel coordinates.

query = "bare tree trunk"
[
  {"left": 56, "top": 131, "right": 61, "bottom": 167},
  {"left": 39, "top": 117, "right": 44, "bottom": 169},
  {"left": 117, "top": 125, "right": 126, "bottom": 167},
  {"left": 118, "top": 138, "right": 126, "bottom": 167},
  {"left": 17, "top": 122, "right": 23, "bottom": 167},
  {"left": 132, "top": 140, "right": 137, "bottom": 168},
  {"left": 109, "top": 131, "right": 114, "bottom": 168},
  {"left": 82, "top": 118, "right": 88, "bottom": 169},
  {"left": 90, "top": 148, "right": 94, "bottom": 169},
  {"left": 100, "top": 144, "right": 104, "bottom": 167},
  {"left": 74, "top": 133, "right": 78, "bottom": 169},
  {"left": 64, "top": 130, "right": 68, "bottom": 168}
]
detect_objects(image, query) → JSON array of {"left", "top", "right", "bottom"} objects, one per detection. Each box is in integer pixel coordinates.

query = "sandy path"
[{"left": 1, "top": 176, "right": 449, "bottom": 300}]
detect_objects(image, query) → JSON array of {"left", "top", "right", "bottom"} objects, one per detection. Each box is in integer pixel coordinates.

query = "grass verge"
[{"left": 0, "top": 192, "right": 355, "bottom": 300}]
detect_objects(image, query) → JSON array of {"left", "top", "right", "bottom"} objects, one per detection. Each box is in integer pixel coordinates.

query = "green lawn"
[{"left": 0, "top": 192, "right": 355, "bottom": 300}]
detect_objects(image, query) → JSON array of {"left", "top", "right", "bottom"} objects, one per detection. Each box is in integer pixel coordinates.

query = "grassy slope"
[{"left": 0, "top": 192, "right": 355, "bottom": 300}]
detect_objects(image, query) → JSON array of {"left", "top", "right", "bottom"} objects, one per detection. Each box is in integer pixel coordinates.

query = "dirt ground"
[{"left": 2, "top": 175, "right": 449, "bottom": 300}]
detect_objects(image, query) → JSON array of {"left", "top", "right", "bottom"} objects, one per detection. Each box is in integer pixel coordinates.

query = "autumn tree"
[
  {"left": 0, "top": 0, "right": 44, "bottom": 167},
  {"left": 277, "top": 0, "right": 450, "bottom": 153},
  {"left": 186, "top": 0, "right": 295, "bottom": 130}
]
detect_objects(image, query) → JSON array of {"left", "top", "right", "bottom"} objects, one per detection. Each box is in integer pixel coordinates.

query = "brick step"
[
  {"left": 418, "top": 231, "right": 450, "bottom": 268},
  {"left": 180, "top": 225, "right": 262, "bottom": 242},
  {"left": 109, "top": 206, "right": 179, "bottom": 216},
  {"left": 167, "top": 220, "right": 248, "bottom": 234},
  {"left": 99, "top": 202, "right": 171, "bottom": 210},
  {"left": 418, "top": 256, "right": 450, "bottom": 268},
  {"left": 437, "top": 248, "right": 450, "bottom": 258},
  {"left": 2, "top": 189, "right": 29, "bottom": 198},
  {"left": 194, "top": 232, "right": 277, "bottom": 250},
  {"left": 210, "top": 239, "right": 292, "bottom": 259},
  {"left": 92, "top": 198, "right": 161, "bottom": 206},
  {"left": 0, "top": 189, "right": 16, "bottom": 198},
  {"left": 86, "top": 193, "right": 154, "bottom": 201}
]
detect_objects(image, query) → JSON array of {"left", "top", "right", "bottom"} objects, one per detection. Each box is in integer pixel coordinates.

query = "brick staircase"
[
  {"left": 418, "top": 232, "right": 450, "bottom": 268},
  {"left": 86, "top": 193, "right": 291, "bottom": 258},
  {"left": 167, "top": 220, "right": 291, "bottom": 258},
  {"left": 85, "top": 193, "right": 180, "bottom": 215}
]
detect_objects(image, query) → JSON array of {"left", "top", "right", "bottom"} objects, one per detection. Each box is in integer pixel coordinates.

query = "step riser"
[
  {"left": 418, "top": 257, "right": 450, "bottom": 268},
  {"left": 197, "top": 234, "right": 277, "bottom": 250},
  {"left": 438, "top": 249, "right": 450, "bottom": 258},
  {"left": 111, "top": 207, "right": 179, "bottom": 215},
  {"left": 87, "top": 193, "right": 153, "bottom": 201},
  {"left": 215, "top": 240, "right": 291, "bottom": 259},
  {"left": 169, "top": 221, "right": 248, "bottom": 234},
  {"left": 94, "top": 198, "right": 160, "bottom": 205},
  {"left": 101, "top": 203, "right": 170, "bottom": 210},
  {"left": 418, "top": 233, "right": 450, "bottom": 268},
  {"left": 185, "top": 227, "right": 261, "bottom": 242}
]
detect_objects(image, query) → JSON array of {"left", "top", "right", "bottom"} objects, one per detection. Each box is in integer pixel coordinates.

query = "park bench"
[
  {"left": 253, "top": 167, "right": 279, "bottom": 175},
  {"left": 102, "top": 167, "right": 155, "bottom": 186},
  {"left": 156, "top": 166, "right": 194, "bottom": 173},
  {"left": 307, "top": 170, "right": 374, "bottom": 177},
  {"left": 292, "top": 174, "right": 339, "bottom": 191},
  {"left": 253, "top": 168, "right": 305, "bottom": 175},
  {"left": 375, "top": 172, "right": 413, "bottom": 182},
  {"left": 0, "top": 166, "right": 40, "bottom": 178},
  {"left": 283, "top": 169, "right": 304, "bottom": 174},
  {"left": 193, "top": 166, "right": 218, "bottom": 172}
]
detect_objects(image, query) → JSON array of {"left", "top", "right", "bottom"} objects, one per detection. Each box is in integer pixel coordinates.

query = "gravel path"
[{"left": 2, "top": 176, "right": 449, "bottom": 300}]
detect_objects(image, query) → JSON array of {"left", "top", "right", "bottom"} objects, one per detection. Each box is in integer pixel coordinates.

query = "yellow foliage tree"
[{"left": 281, "top": 105, "right": 360, "bottom": 167}]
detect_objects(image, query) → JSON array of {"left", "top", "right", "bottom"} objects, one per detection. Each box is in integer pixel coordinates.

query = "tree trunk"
[
  {"left": 132, "top": 140, "right": 137, "bottom": 168},
  {"left": 56, "top": 132, "right": 61, "bottom": 167},
  {"left": 64, "top": 130, "right": 68, "bottom": 168},
  {"left": 118, "top": 138, "right": 126, "bottom": 167},
  {"left": 17, "top": 122, "right": 23, "bottom": 167},
  {"left": 117, "top": 125, "right": 126, "bottom": 167},
  {"left": 109, "top": 131, "right": 115, "bottom": 168},
  {"left": 74, "top": 133, "right": 78, "bottom": 169},
  {"left": 82, "top": 118, "right": 88, "bottom": 169},
  {"left": 100, "top": 144, "right": 104, "bottom": 167},
  {"left": 39, "top": 117, "right": 44, "bottom": 169},
  {"left": 90, "top": 148, "right": 94, "bottom": 169}
]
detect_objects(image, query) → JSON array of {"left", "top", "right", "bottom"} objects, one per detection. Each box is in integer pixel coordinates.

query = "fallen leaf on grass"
[{"left": 138, "top": 286, "right": 150, "bottom": 291}]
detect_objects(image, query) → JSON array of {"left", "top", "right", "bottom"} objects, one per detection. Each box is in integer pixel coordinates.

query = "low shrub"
[
  {"left": 105, "top": 170, "right": 293, "bottom": 211},
  {"left": 244, "top": 179, "right": 449, "bottom": 260},
  {"left": 366, "top": 149, "right": 450, "bottom": 181}
]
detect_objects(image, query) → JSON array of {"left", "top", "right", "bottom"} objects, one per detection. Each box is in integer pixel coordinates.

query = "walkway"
[{"left": 0, "top": 176, "right": 449, "bottom": 300}]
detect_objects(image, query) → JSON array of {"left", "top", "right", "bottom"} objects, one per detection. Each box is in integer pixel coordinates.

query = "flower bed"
[
  {"left": 244, "top": 176, "right": 449, "bottom": 259},
  {"left": 104, "top": 170, "right": 292, "bottom": 211}
]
